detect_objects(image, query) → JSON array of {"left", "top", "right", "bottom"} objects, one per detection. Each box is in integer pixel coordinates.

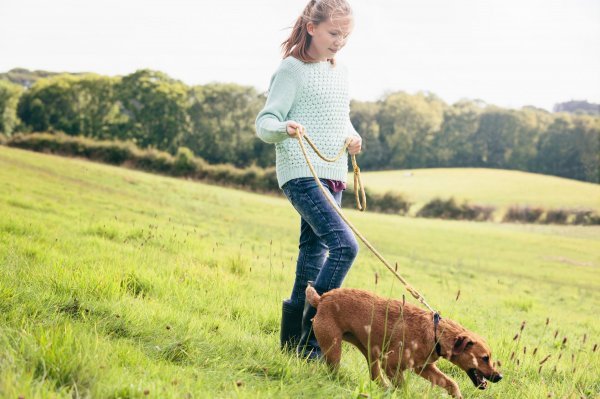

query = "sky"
[{"left": 1, "top": 0, "right": 599, "bottom": 111}]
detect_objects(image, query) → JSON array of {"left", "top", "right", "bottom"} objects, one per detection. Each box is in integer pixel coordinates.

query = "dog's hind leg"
[{"left": 313, "top": 322, "right": 343, "bottom": 368}]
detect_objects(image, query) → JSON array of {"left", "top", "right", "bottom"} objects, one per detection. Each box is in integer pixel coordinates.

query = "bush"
[
  {"left": 94, "top": 141, "right": 135, "bottom": 165},
  {"left": 542, "top": 209, "right": 569, "bottom": 224},
  {"left": 341, "top": 186, "right": 412, "bottom": 215},
  {"left": 240, "top": 164, "right": 260, "bottom": 189},
  {"left": 209, "top": 163, "right": 238, "bottom": 185},
  {"left": 373, "top": 192, "right": 411, "bottom": 215},
  {"left": 589, "top": 214, "right": 600, "bottom": 225},
  {"left": 417, "top": 198, "right": 495, "bottom": 221},
  {"left": 503, "top": 206, "right": 600, "bottom": 225},
  {"left": 0, "top": 133, "right": 6, "bottom": 145},
  {"left": 8, "top": 132, "right": 57, "bottom": 152},
  {"left": 173, "top": 147, "right": 196, "bottom": 176},
  {"left": 417, "top": 198, "right": 459, "bottom": 219},
  {"left": 134, "top": 148, "right": 174, "bottom": 173},
  {"left": 572, "top": 210, "right": 600, "bottom": 225},
  {"left": 461, "top": 204, "right": 496, "bottom": 222},
  {"left": 6, "top": 133, "right": 282, "bottom": 192},
  {"left": 502, "top": 206, "right": 544, "bottom": 223}
]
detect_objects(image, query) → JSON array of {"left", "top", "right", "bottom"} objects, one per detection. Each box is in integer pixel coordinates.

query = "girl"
[{"left": 255, "top": 0, "right": 362, "bottom": 359}]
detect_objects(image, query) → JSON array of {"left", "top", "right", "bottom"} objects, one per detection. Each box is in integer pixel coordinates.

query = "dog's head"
[{"left": 448, "top": 333, "right": 502, "bottom": 390}]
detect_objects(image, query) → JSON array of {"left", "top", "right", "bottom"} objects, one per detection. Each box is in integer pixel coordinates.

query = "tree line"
[{"left": 0, "top": 69, "right": 598, "bottom": 182}]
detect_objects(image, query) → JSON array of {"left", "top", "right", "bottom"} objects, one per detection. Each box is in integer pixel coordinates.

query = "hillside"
[
  {"left": 1, "top": 146, "right": 599, "bottom": 398},
  {"left": 355, "top": 167, "right": 600, "bottom": 213}
]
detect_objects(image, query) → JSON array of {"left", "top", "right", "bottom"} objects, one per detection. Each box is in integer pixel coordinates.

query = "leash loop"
[
  {"left": 300, "top": 133, "right": 366, "bottom": 211},
  {"left": 351, "top": 154, "right": 367, "bottom": 211}
]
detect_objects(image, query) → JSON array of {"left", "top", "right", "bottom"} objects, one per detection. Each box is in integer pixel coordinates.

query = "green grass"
[
  {"left": 354, "top": 168, "right": 600, "bottom": 214},
  {"left": 1, "top": 145, "right": 599, "bottom": 398}
]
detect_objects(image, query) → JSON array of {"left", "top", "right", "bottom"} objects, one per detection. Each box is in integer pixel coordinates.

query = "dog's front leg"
[
  {"left": 415, "top": 364, "right": 462, "bottom": 399},
  {"left": 362, "top": 344, "right": 391, "bottom": 389},
  {"left": 369, "top": 358, "right": 391, "bottom": 389},
  {"left": 386, "top": 367, "right": 404, "bottom": 388}
]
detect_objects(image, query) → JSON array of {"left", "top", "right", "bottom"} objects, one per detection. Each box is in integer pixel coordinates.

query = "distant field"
[
  {"left": 354, "top": 168, "right": 600, "bottom": 212},
  {"left": 1, "top": 146, "right": 599, "bottom": 398}
]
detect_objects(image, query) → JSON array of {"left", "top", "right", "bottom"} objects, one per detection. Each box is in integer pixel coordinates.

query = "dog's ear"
[{"left": 452, "top": 335, "right": 475, "bottom": 355}]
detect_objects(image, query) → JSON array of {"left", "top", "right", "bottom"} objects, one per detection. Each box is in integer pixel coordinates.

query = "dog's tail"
[{"left": 306, "top": 284, "right": 321, "bottom": 308}]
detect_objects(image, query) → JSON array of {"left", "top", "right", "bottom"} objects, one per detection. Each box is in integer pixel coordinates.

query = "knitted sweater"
[{"left": 255, "top": 56, "right": 361, "bottom": 188}]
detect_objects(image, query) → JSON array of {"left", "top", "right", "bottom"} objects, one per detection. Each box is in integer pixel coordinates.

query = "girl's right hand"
[{"left": 286, "top": 121, "right": 305, "bottom": 138}]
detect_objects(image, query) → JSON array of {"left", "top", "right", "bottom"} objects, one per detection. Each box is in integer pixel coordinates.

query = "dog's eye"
[{"left": 482, "top": 355, "right": 489, "bottom": 363}]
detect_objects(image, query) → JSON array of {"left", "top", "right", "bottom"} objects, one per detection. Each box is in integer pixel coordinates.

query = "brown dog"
[{"left": 306, "top": 286, "right": 502, "bottom": 398}]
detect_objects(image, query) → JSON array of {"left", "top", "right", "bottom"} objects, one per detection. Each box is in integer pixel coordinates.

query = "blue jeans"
[{"left": 282, "top": 177, "right": 359, "bottom": 306}]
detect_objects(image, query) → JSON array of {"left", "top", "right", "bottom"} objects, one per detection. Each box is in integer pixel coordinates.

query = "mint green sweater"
[{"left": 255, "top": 56, "right": 361, "bottom": 188}]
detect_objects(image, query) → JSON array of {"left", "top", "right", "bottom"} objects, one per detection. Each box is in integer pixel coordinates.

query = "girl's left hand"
[{"left": 347, "top": 136, "right": 362, "bottom": 155}]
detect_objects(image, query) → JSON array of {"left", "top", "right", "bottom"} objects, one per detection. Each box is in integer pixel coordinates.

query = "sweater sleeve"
[{"left": 255, "top": 62, "right": 301, "bottom": 144}]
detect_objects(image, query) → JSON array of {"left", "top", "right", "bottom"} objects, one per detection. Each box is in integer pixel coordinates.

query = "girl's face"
[{"left": 307, "top": 14, "right": 354, "bottom": 61}]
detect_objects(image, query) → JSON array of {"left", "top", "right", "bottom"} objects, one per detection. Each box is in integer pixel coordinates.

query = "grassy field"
[
  {"left": 1, "top": 145, "right": 599, "bottom": 398},
  {"left": 354, "top": 168, "right": 600, "bottom": 215}
]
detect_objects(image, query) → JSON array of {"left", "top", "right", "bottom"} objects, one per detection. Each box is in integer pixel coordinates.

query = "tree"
[
  {"left": 116, "top": 70, "right": 191, "bottom": 152},
  {"left": 472, "top": 108, "right": 531, "bottom": 169},
  {"left": 572, "top": 115, "right": 600, "bottom": 182},
  {"left": 0, "top": 80, "right": 23, "bottom": 135},
  {"left": 71, "top": 74, "right": 121, "bottom": 139},
  {"left": 377, "top": 91, "right": 445, "bottom": 169},
  {"left": 185, "top": 83, "right": 265, "bottom": 167},
  {"left": 537, "top": 115, "right": 600, "bottom": 182},
  {"left": 507, "top": 107, "right": 552, "bottom": 171},
  {"left": 349, "top": 100, "right": 383, "bottom": 170},
  {"left": 17, "top": 75, "right": 80, "bottom": 134},
  {"left": 433, "top": 100, "right": 482, "bottom": 167}
]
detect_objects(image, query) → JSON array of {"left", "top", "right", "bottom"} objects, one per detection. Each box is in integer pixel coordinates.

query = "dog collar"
[{"left": 433, "top": 312, "right": 444, "bottom": 357}]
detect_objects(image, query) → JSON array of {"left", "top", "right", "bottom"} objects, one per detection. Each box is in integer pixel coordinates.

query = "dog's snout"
[{"left": 489, "top": 373, "right": 502, "bottom": 383}]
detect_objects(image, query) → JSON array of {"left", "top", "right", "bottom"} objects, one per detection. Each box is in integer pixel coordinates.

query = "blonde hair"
[{"left": 281, "top": 0, "right": 353, "bottom": 65}]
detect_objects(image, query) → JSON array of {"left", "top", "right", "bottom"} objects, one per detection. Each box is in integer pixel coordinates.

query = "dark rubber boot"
[
  {"left": 296, "top": 283, "right": 322, "bottom": 360},
  {"left": 280, "top": 299, "right": 303, "bottom": 351}
]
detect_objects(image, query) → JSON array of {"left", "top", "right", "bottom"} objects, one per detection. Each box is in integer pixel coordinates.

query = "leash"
[
  {"left": 294, "top": 129, "right": 438, "bottom": 315},
  {"left": 301, "top": 134, "right": 367, "bottom": 212}
]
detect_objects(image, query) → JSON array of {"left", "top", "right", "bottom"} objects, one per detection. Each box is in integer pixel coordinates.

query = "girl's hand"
[
  {"left": 286, "top": 121, "right": 305, "bottom": 138},
  {"left": 348, "top": 136, "right": 362, "bottom": 155}
]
